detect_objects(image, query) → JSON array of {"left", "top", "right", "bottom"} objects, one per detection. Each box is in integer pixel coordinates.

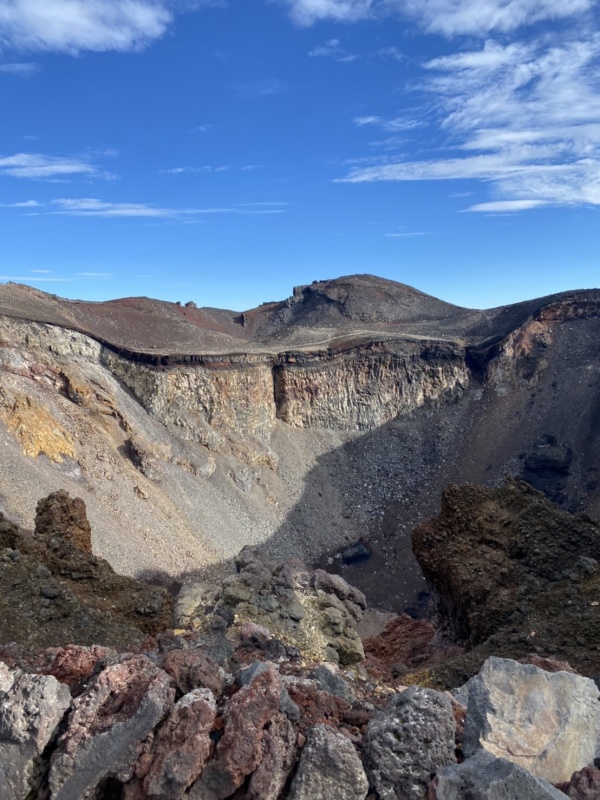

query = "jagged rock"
[
  {"left": 174, "top": 582, "right": 221, "bottom": 627},
  {"left": 432, "top": 750, "right": 567, "bottom": 799},
  {"left": 0, "top": 664, "right": 71, "bottom": 800},
  {"left": 411, "top": 479, "right": 600, "bottom": 686},
  {"left": 288, "top": 723, "right": 368, "bottom": 800},
  {"left": 364, "top": 686, "right": 456, "bottom": 799},
  {"left": 138, "top": 688, "right": 216, "bottom": 799},
  {"left": 247, "top": 711, "right": 298, "bottom": 800},
  {"left": 558, "top": 765, "right": 600, "bottom": 799},
  {"left": 48, "top": 655, "right": 174, "bottom": 800},
  {"left": 35, "top": 489, "right": 92, "bottom": 554},
  {"left": 188, "top": 664, "right": 283, "bottom": 799},
  {"left": 463, "top": 657, "right": 600, "bottom": 784}
]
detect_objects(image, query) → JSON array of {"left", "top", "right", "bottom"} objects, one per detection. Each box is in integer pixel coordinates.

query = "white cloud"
[
  {"left": 0, "top": 0, "right": 177, "bottom": 54},
  {"left": 3, "top": 197, "right": 289, "bottom": 219},
  {"left": 375, "top": 46, "right": 403, "bottom": 61},
  {"left": 340, "top": 35, "right": 600, "bottom": 211},
  {"left": 76, "top": 271, "right": 113, "bottom": 277},
  {"left": 282, "top": 0, "right": 593, "bottom": 34},
  {"left": 161, "top": 165, "right": 230, "bottom": 174},
  {"left": 0, "top": 152, "right": 110, "bottom": 180},
  {"left": 0, "top": 62, "right": 38, "bottom": 76},
  {"left": 308, "top": 38, "right": 358, "bottom": 61},
  {"left": 465, "top": 199, "right": 548, "bottom": 212},
  {"left": 353, "top": 115, "right": 424, "bottom": 132},
  {"left": 385, "top": 231, "right": 431, "bottom": 236},
  {"left": 235, "top": 79, "right": 288, "bottom": 98}
]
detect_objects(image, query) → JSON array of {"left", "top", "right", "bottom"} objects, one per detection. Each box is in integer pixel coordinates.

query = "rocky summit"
[{"left": 1, "top": 274, "right": 600, "bottom": 799}]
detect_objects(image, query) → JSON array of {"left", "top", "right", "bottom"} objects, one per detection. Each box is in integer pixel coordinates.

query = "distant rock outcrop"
[{"left": 411, "top": 478, "right": 600, "bottom": 686}]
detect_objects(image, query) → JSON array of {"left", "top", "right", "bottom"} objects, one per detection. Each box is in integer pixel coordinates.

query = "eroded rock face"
[
  {"left": 364, "top": 686, "right": 456, "bottom": 799},
  {"left": 288, "top": 723, "right": 369, "bottom": 800},
  {"left": 274, "top": 341, "right": 468, "bottom": 431},
  {"left": 48, "top": 655, "right": 174, "bottom": 800},
  {"left": 463, "top": 657, "right": 600, "bottom": 785},
  {"left": 0, "top": 664, "right": 71, "bottom": 800}
]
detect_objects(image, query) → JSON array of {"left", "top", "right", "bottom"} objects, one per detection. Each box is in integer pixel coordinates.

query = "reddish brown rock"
[
  {"left": 161, "top": 649, "right": 228, "bottom": 698},
  {"left": 247, "top": 711, "right": 298, "bottom": 800},
  {"left": 141, "top": 688, "right": 217, "bottom": 799},
  {"left": 34, "top": 489, "right": 92, "bottom": 554},
  {"left": 285, "top": 680, "right": 347, "bottom": 735},
  {"left": 49, "top": 655, "right": 174, "bottom": 800},
  {"left": 43, "top": 644, "right": 116, "bottom": 695},
  {"left": 558, "top": 765, "right": 600, "bottom": 799},
  {"left": 188, "top": 667, "right": 282, "bottom": 800}
]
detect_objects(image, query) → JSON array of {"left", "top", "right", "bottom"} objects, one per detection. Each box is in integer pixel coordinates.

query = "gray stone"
[
  {"left": 0, "top": 666, "right": 71, "bottom": 800},
  {"left": 312, "top": 664, "right": 355, "bottom": 703},
  {"left": 433, "top": 750, "right": 567, "bottom": 799},
  {"left": 48, "top": 655, "right": 174, "bottom": 800},
  {"left": 463, "top": 656, "right": 600, "bottom": 784},
  {"left": 288, "top": 723, "right": 368, "bottom": 800},
  {"left": 364, "top": 686, "right": 456, "bottom": 800}
]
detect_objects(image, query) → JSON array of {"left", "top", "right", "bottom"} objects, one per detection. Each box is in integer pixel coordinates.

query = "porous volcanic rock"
[
  {"left": 287, "top": 723, "right": 369, "bottom": 800},
  {"left": 363, "top": 686, "right": 456, "bottom": 799},
  {"left": 558, "top": 765, "right": 600, "bottom": 799},
  {"left": 411, "top": 478, "right": 600, "bottom": 687}
]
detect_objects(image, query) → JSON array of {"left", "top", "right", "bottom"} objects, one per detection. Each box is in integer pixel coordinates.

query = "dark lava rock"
[{"left": 411, "top": 478, "right": 600, "bottom": 687}]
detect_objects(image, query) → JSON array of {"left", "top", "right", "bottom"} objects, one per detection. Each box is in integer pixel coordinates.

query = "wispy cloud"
[
  {"left": 308, "top": 39, "right": 358, "bottom": 62},
  {"left": 160, "top": 165, "right": 230, "bottom": 174},
  {"left": 353, "top": 115, "right": 424, "bottom": 132},
  {"left": 235, "top": 79, "right": 288, "bottom": 99},
  {"left": 76, "top": 272, "right": 113, "bottom": 277},
  {"left": 385, "top": 231, "right": 431, "bottom": 237},
  {"left": 2, "top": 197, "right": 289, "bottom": 219},
  {"left": 195, "top": 123, "right": 214, "bottom": 133},
  {"left": 0, "top": 62, "right": 38, "bottom": 76},
  {"left": 375, "top": 46, "right": 403, "bottom": 61},
  {"left": 0, "top": 152, "right": 112, "bottom": 180},
  {"left": 282, "top": 0, "right": 593, "bottom": 35},
  {"left": 341, "top": 35, "right": 600, "bottom": 211}
]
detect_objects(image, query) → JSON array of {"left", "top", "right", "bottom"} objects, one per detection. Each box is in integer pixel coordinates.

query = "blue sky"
[{"left": 0, "top": 0, "right": 599, "bottom": 311}]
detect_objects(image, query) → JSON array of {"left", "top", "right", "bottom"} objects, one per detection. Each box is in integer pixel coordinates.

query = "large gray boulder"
[
  {"left": 48, "top": 655, "right": 174, "bottom": 800},
  {"left": 364, "top": 686, "right": 456, "bottom": 799},
  {"left": 0, "top": 663, "right": 71, "bottom": 800},
  {"left": 288, "top": 723, "right": 368, "bottom": 800},
  {"left": 433, "top": 750, "right": 567, "bottom": 799},
  {"left": 463, "top": 656, "right": 600, "bottom": 785}
]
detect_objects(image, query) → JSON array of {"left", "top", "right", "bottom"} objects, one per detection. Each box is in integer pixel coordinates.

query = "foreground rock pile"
[
  {"left": 2, "top": 644, "right": 600, "bottom": 799},
  {"left": 2, "top": 484, "right": 600, "bottom": 798}
]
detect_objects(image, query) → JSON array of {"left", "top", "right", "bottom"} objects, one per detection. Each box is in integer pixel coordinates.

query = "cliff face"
[{"left": 274, "top": 341, "right": 468, "bottom": 430}]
